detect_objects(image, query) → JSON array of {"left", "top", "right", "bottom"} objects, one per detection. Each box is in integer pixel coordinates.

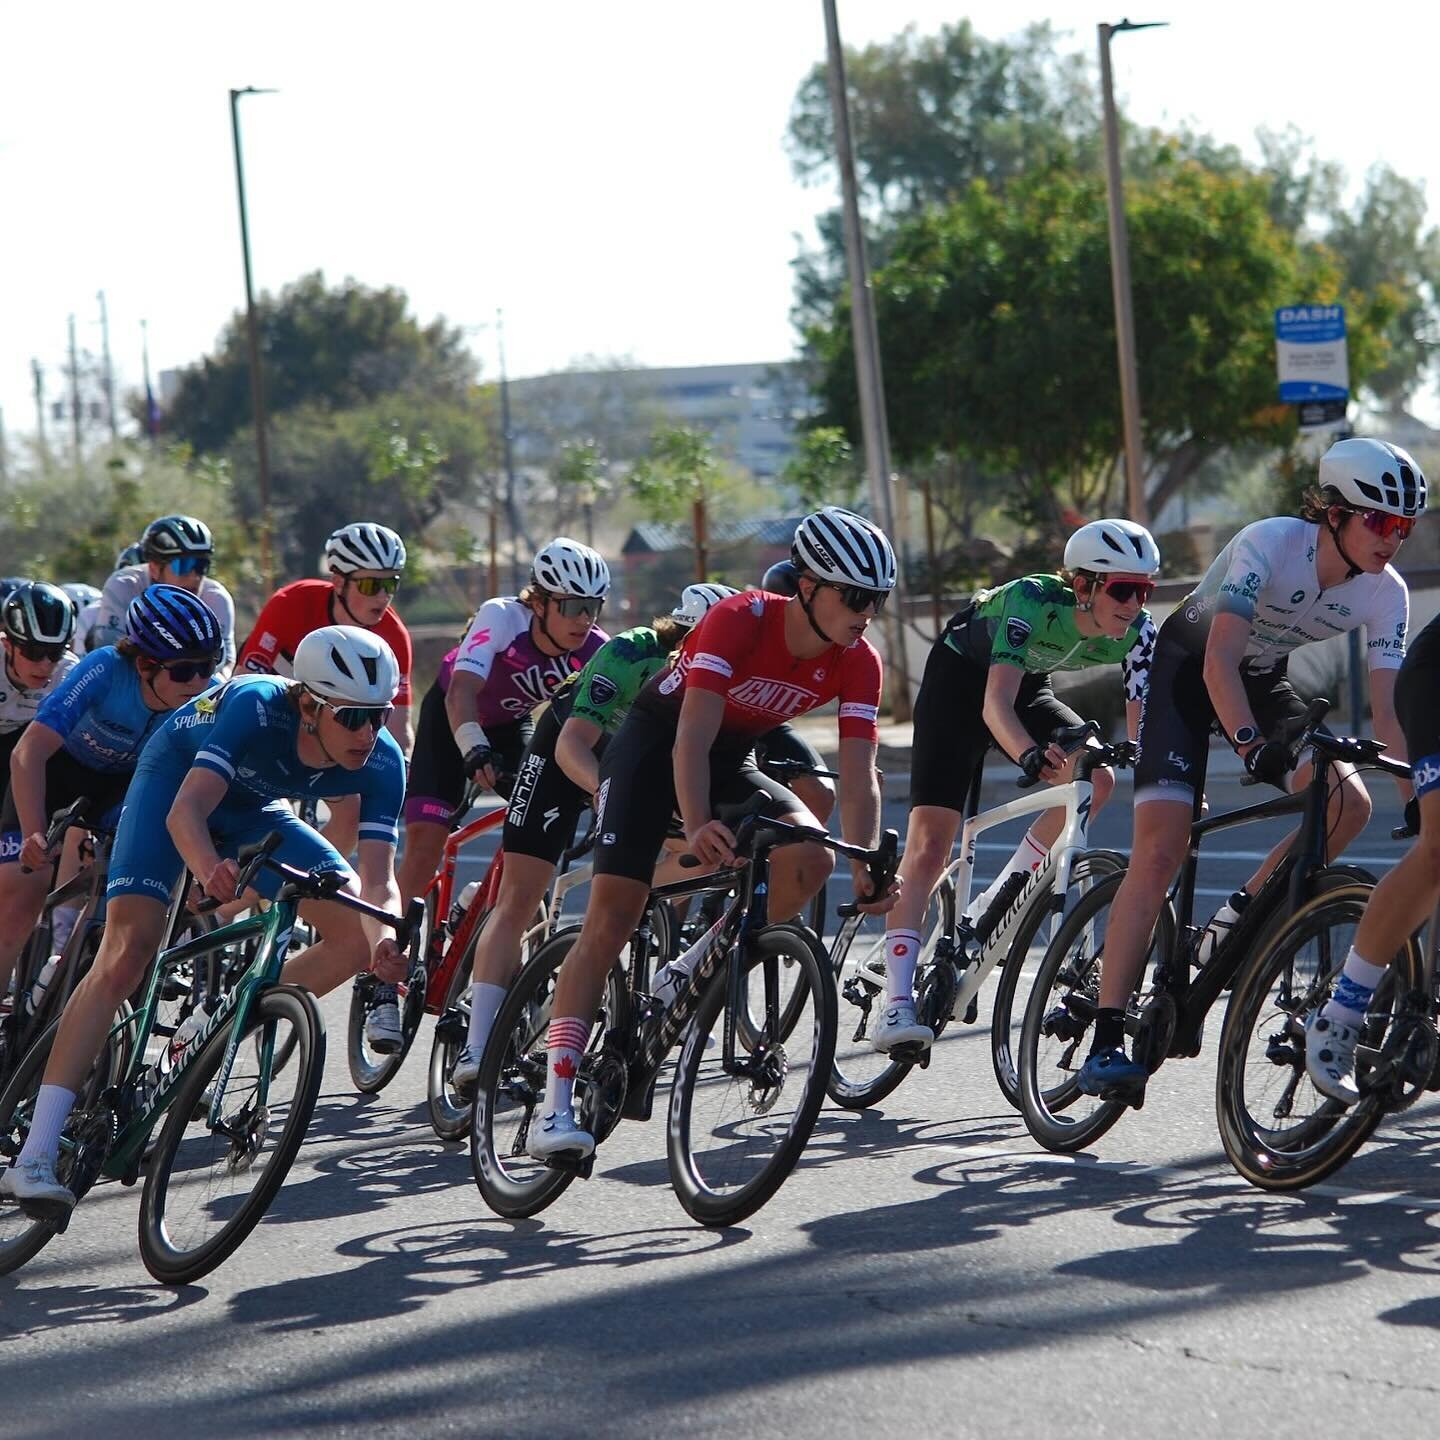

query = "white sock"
[
  {"left": 1322, "top": 948, "right": 1389, "bottom": 1026},
  {"left": 883, "top": 929, "right": 923, "bottom": 1002},
  {"left": 965, "top": 830, "right": 1048, "bottom": 922},
  {"left": 17, "top": 1084, "right": 77, "bottom": 1167},
  {"left": 543, "top": 1017, "right": 589, "bottom": 1117},
  {"left": 50, "top": 902, "right": 83, "bottom": 954},
  {"left": 465, "top": 982, "right": 508, "bottom": 1055},
  {"left": 654, "top": 916, "right": 724, "bottom": 1005}
]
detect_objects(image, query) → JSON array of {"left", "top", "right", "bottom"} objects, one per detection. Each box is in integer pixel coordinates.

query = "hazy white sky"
[{"left": 3, "top": 1, "right": 1436, "bottom": 446}]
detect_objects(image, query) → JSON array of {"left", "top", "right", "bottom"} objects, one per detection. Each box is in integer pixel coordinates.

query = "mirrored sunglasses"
[
  {"left": 1359, "top": 510, "right": 1415, "bottom": 541},
  {"left": 551, "top": 595, "right": 603, "bottom": 619},
  {"left": 1102, "top": 579, "right": 1156, "bottom": 605},
  {"left": 168, "top": 555, "right": 211, "bottom": 577},
  {"left": 321, "top": 700, "right": 393, "bottom": 732},
  {"left": 351, "top": 575, "right": 401, "bottom": 597}
]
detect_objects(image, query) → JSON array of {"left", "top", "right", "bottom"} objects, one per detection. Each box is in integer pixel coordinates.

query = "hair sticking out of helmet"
[{"left": 1319, "top": 437, "right": 1428, "bottom": 519}]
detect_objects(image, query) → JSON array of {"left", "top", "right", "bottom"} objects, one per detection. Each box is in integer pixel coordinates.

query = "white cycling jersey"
[
  {"left": 0, "top": 650, "right": 78, "bottom": 733},
  {"left": 88, "top": 565, "right": 236, "bottom": 678},
  {"left": 1171, "top": 517, "right": 1407, "bottom": 673}
]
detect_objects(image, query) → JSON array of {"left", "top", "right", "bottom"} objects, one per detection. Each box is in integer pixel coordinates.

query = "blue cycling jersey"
[
  {"left": 34, "top": 646, "right": 197, "bottom": 774},
  {"left": 141, "top": 674, "right": 403, "bottom": 845}
]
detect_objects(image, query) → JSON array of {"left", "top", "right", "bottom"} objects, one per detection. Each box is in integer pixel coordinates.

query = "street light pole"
[
  {"left": 821, "top": 0, "right": 912, "bottom": 721},
  {"left": 230, "top": 86, "right": 278, "bottom": 591},
  {"left": 1098, "top": 19, "right": 1166, "bottom": 528}
]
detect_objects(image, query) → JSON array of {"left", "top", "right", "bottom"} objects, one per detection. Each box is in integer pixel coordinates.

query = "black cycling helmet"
[
  {"left": 760, "top": 560, "right": 801, "bottom": 597},
  {"left": 141, "top": 514, "right": 214, "bottom": 561},
  {"left": 2, "top": 582, "right": 76, "bottom": 649}
]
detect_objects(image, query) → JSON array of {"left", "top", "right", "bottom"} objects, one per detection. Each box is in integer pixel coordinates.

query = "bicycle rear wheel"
[
  {"left": 347, "top": 894, "right": 433, "bottom": 1094},
  {"left": 471, "top": 930, "right": 628, "bottom": 1219},
  {"left": 826, "top": 877, "right": 953, "bottom": 1110},
  {"left": 0, "top": 1008, "right": 130, "bottom": 1276},
  {"left": 138, "top": 984, "right": 325, "bottom": 1285},
  {"left": 427, "top": 913, "right": 492, "bottom": 1141},
  {"left": 1215, "top": 882, "right": 1421, "bottom": 1191},
  {"left": 668, "top": 925, "right": 836, "bottom": 1226}
]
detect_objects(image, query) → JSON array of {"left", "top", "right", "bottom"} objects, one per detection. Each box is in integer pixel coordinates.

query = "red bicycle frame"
[{"left": 420, "top": 805, "right": 509, "bottom": 1016}]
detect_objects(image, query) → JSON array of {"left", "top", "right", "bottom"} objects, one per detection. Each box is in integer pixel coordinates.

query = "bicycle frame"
[{"left": 95, "top": 895, "right": 301, "bottom": 1181}]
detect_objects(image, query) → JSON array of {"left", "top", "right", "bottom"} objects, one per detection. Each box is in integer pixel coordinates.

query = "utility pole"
[
  {"left": 141, "top": 319, "right": 157, "bottom": 439},
  {"left": 821, "top": 0, "right": 912, "bottom": 720},
  {"left": 31, "top": 361, "right": 47, "bottom": 459},
  {"left": 67, "top": 314, "right": 83, "bottom": 476},
  {"left": 230, "top": 86, "right": 278, "bottom": 591},
  {"left": 0, "top": 406, "right": 7, "bottom": 485},
  {"left": 97, "top": 290, "right": 119, "bottom": 444},
  {"left": 1098, "top": 20, "right": 1166, "bottom": 527}
]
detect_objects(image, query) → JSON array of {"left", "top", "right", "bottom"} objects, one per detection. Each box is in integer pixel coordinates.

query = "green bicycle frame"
[{"left": 98, "top": 895, "right": 303, "bottom": 1180}]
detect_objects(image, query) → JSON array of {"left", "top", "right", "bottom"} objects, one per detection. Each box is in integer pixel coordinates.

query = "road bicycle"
[
  {"left": 0, "top": 834, "right": 421, "bottom": 1284},
  {"left": 827, "top": 724, "right": 1129, "bottom": 1110},
  {"left": 1016, "top": 700, "right": 1394, "bottom": 1153},
  {"left": 471, "top": 805, "right": 898, "bottom": 1227}
]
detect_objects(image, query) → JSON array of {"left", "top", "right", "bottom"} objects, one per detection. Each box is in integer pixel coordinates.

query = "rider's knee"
[
  {"left": 1089, "top": 765, "right": 1116, "bottom": 808},
  {"left": 787, "top": 840, "right": 835, "bottom": 897},
  {"left": 901, "top": 826, "right": 954, "bottom": 881},
  {"left": 1336, "top": 774, "right": 1372, "bottom": 831},
  {"left": 91, "top": 933, "right": 159, "bottom": 1001},
  {"left": 1122, "top": 830, "right": 1187, "bottom": 891}
]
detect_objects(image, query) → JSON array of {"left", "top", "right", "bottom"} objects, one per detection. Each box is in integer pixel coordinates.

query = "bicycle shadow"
[
  {"left": 0, "top": 1277, "right": 206, "bottom": 1336},
  {"left": 224, "top": 1217, "right": 747, "bottom": 1330}
]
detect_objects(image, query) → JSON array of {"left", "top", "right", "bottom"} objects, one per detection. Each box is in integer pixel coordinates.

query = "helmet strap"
[
  {"left": 797, "top": 578, "right": 839, "bottom": 647},
  {"left": 334, "top": 577, "right": 362, "bottom": 626},
  {"left": 2, "top": 648, "right": 21, "bottom": 691},
  {"left": 531, "top": 600, "right": 575, "bottom": 657},
  {"left": 1074, "top": 574, "right": 1094, "bottom": 614},
  {"left": 1326, "top": 511, "right": 1363, "bottom": 581}
]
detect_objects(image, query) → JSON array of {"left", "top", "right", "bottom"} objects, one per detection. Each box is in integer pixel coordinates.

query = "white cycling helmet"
[
  {"left": 792, "top": 507, "right": 897, "bottom": 591},
  {"left": 531, "top": 537, "right": 610, "bottom": 597},
  {"left": 1319, "top": 437, "right": 1427, "bottom": 518},
  {"left": 671, "top": 583, "right": 739, "bottom": 628},
  {"left": 325, "top": 522, "right": 407, "bottom": 575},
  {"left": 293, "top": 625, "right": 400, "bottom": 705},
  {"left": 61, "top": 582, "right": 101, "bottom": 611},
  {"left": 1063, "top": 519, "right": 1161, "bottom": 576}
]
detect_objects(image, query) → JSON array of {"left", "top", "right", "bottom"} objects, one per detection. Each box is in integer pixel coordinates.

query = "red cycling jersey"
[
  {"left": 238, "top": 579, "right": 414, "bottom": 706},
  {"left": 639, "top": 590, "right": 881, "bottom": 741}
]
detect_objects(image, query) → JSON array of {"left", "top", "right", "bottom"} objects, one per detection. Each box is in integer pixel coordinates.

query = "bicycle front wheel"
[
  {"left": 138, "top": 984, "right": 325, "bottom": 1285},
  {"left": 1216, "top": 882, "right": 1420, "bottom": 1191},
  {"left": 668, "top": 925, "right": 836, "bottom": 1226}
]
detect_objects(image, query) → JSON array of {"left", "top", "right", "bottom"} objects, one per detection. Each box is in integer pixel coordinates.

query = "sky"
[{"left": 3, "top": 0, "right": 1438, "bottom": 450}]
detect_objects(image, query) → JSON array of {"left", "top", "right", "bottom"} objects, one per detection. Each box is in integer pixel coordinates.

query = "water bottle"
[
  {"left": 447, "top": 880, "right": 481, "bottom": 933},
  {"left": 163, "top": 1001, "right": 212, "bottom": 1074},
  {"left": 24, "top": 956, "right": 60, "bottom": 1016}
]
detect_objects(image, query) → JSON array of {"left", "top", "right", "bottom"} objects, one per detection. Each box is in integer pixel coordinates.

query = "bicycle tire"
[
  {"left": 138, "top": 984, "right": 325, "bottom": 1285},
  {"left": 471, "top": 929, "right": 627, "bottom": 1219},
  {"left": 346, "top": 894, "right": 433, "bottom": 1095},
  {"left": 989, "top": 849, "right": 1127, "bottom": 1112},
  {"left": 1215, "top": 878, "right": 1421, "bottom": 1192},
  {"left": 667, "top": 924, "right": 836, "bottom": 1226},
  {"left": 427, "top": 908, "right": 498, "bottom": 1141},
  {"left": 826, "top": 877, "right": 954, "bottom": 1110},
  {"left": 0, "top": 1007, "right": 130, "bottom": 1277},
  {"left": 1017, "top": 871, "right": 1174, "bottom": 1153}
]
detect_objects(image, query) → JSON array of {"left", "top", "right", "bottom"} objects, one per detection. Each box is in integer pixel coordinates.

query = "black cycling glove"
[{"left": 1244, "top": 740, "right": 1290, "bottom": 788}]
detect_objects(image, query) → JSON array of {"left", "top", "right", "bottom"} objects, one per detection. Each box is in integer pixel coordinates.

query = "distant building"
[{"left": 507, "top": 361, "right": 814, "bottom": 479}]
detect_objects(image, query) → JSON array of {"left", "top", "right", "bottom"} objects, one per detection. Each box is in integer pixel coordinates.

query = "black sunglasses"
[
  {"left": 1099, "top": 579, "right": 1156, "bottom": 605},
  {"left": 320, "top": 699, "right": 393, "bottom": 732},
  {"left": 350, "top": 575, "right": 401, "bottom": 597},
  {"left": 549, "top": 595, "right": 603, "bottom": 619},
  {"left": 13, "top": 640, "right": 65, "bottom": 663},
  {"left": 820, "top": 581, "right": 889, "bottom": 615},
  {"left": 162, "top": 657, "right": 217, "bottom": 682}
]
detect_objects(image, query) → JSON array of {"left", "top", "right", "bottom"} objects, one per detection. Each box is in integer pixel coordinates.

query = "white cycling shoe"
[
  {"left": 1306, "top": 1009, "right": 1362, "bottom": 1105},
  {"left": 527, "top": 1108, "right": 595, "bottom": 1161},
  {"left": 364, "top": 1000, "right": 403, "bottom": 1055},
  {"left": 0, "top": 1155, "right": 76, "bottom": 1220},
  {"left": 871, "top": 998, "right": 934, "bottom": 1055},
  {"left": 451, "top": 1044, "right": 483, "bottom": 1089}
]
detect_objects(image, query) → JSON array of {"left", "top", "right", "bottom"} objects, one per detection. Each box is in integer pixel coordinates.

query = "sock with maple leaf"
[{"left": 543, "top": 1017, "right": 589, "bottom": 1117}]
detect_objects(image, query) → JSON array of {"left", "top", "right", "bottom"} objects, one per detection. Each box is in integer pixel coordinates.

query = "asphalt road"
[{"left": 5, "top": 764, "right": 1440, "bottom": 1440}]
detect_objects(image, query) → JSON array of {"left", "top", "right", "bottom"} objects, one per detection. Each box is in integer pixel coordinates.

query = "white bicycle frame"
[{"left": 933, "top": 773, "right": 1099, "bottom": 1019}]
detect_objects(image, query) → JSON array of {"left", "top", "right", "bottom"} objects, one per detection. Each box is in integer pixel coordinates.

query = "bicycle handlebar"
[
  {"left": 761, "top": 756, "right": 841, "bottom": 782},
  {"left": 18, "top": 795, "right": 91, "bottom": 874},
  {"left": 1014, "top": 721, "right": 1135, "bottom": 791}
]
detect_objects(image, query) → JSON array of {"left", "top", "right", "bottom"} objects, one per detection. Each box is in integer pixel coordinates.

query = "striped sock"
[{"left": 543, "top": 1017, "right": 590, "bottom": 1116}]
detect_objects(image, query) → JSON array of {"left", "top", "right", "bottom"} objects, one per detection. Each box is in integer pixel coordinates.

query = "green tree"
[
  {"left": 626, "top": 425, "right": 733, "bottom": 582},
  {"left": 160, "top": 272, "right": 476, "bottom": 453},
  {"left": 808, "top": 160, "right": 1396, "bottom": 534},
  {"left": 781, "top": 426, "right": 863, "bottom": 510},
  {"left": 551, "top": 438, "right": 610, "bottom": 545}
]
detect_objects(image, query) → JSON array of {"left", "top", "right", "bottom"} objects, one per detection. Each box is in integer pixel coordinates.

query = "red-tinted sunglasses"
[
  {"left": 1359, "top": 510, "right": 1415, "bottom": 541},
  {"left": 1101, "top": 579, "right": 1156, "bottom": 605}
]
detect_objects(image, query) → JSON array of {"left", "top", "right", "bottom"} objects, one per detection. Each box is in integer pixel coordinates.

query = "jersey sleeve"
[
  {"left": 1364, "top": 574, "right": 1409, "bottom": 671},
  {"left": 986, "top": 581, "right": 1046, "bottom": 669},
  {"left": 204, "top": 581, "right": 237, "bottom": 679},
  {"left": 451, "top": 599, "right": 527, "bottom": 683},
  {"left": 385, "top": 617, "right": 414, "bottom": 707},
  {"left": 237, "top": 589, "right": 290, "bottom": 676},
  {"left": 837, "top": 641, "right": 883, "bottom": 741},
  {"left": 36, "top": 648, "right": 117, "bottom": 739},
  {"left": 571, "top": 633, "right": 652, "bottom": 729},
  {"left": 682, "top": 595, "right": 764, "bottom": 698},
  {"left": 88, "top": 569, "right": 137, "bottom": 651},
  {"left": 1121, "top": 613, "right": 1157, "bottom": 702},
  {"left": 356, "top": 732, "right": 405, "bottom": 846},
  {"left": 190, "top": 684, "right": 262, "bottom": 784},
  {"left": 1214, "top": 523, "right": 1275, "bottom": 623}
]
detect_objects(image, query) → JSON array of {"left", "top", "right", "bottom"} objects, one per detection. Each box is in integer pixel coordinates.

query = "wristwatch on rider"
[{"left": 1230, "top": 724, "right": 1259, "bottom": 750}]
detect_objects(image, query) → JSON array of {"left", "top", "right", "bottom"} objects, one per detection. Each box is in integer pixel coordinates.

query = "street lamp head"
[
  {"left": 230, "top": 86, "right": 280, "bottom": 99},
  {"left": 1108, "top": 19, "right": 1169, "bottom": 34}
]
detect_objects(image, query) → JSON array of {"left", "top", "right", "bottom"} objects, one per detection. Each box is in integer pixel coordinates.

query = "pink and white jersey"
[{"left": 441, "top": 597, "right": 608, "bottom": 733}]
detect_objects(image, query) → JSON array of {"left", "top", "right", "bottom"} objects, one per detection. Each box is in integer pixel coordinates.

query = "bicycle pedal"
[
  {"left": 435, "top": 1009, "right": 467, "bottom": 1044},
  {"left": 917, "top": 1049, "right": 933, "bottom": 1070},
  {"left": 961, "top": 996, "right": 978, "bottom": 1025},
  {"left": 545, "top": 1150, "right": 594, "bottom": 1179}
]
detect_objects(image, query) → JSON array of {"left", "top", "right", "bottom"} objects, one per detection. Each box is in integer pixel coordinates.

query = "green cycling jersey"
[
  {"left": 945, "top": 574, "right": 1156, "bottom": 702},
  {"left": 552, "top": 626, "right": 674, "bottom": 733}
]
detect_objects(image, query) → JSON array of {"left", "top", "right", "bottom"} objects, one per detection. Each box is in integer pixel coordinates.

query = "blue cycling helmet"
[{"left": 124, "top": 584, "right": 223, "bottom": 663}]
